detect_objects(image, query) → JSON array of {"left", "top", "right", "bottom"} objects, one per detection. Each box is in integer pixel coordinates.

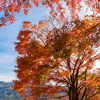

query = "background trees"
[{"left": 13, "top": 15, "right": 100, "bottom": 100}]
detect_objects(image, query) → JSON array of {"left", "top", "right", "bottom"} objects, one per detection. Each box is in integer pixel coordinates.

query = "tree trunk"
[{"left": 69, "top": 87, "right": 78, "bottom": 100}]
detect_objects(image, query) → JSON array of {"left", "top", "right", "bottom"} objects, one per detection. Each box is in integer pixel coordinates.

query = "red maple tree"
[{"left": 13, "top": 15, "right": 100, "bottom": 100}]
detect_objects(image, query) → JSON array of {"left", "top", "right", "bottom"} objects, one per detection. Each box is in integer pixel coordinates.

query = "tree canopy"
[
  {"left": 13, "top": 15, "right": 100, "bottom": 100},
  {"left": 0, "top": 0, "right": 100, "bottom": 27}
]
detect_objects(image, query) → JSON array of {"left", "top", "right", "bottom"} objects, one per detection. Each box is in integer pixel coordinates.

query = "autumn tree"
[
  {"left": 0, "top": 0, "right": 100, "bottom": 27},
  {"left": 13, "top": 15, "right": 100, "bottom": 100}
]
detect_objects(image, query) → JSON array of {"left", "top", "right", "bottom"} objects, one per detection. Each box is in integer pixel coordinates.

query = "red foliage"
[
  {"left": 13, "top": 16, "right": 100, "bottom": 100},
  {"left": 0, "top": 0, "right": 100, "bottom": 27}
]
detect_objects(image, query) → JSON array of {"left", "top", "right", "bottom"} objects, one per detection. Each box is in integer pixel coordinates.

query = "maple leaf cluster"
[
  {"left": 13, "top": 15, "right": 100, "bottom": 100},
  {"left": 0, "top": 0, "right": 100, "bottom": 27}
]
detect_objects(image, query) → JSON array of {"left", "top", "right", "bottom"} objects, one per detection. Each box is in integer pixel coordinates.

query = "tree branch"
[{"left": 28, "top": 25, "right": 46, "bottom": 45}]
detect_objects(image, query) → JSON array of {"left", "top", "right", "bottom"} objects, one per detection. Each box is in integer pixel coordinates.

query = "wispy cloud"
[
  {"left": 0, "top": 53, "right": 16, "bottom": 65},
  {"left": 0, "top": 75, "right": 16, "bottom": 82}
]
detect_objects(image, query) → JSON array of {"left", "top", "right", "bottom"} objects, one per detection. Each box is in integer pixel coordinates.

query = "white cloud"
[
  {"left": 95, "top": 61, "right": 100, "bottom": 69},
  {"left": 0, "top": 75, "right": 16, "bottom": 82}
]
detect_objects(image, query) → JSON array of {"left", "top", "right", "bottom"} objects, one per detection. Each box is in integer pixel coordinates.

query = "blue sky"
[
  {"left": 0, "top": 3, "right": 100, "bottom": 82},
  {"left": 0, "top": 4, "right": 50, "bottom": 82}
]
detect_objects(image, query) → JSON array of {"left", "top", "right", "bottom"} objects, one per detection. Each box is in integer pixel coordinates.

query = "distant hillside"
[
  {"left": 0, "top": 81, "right": 66, "bottom": 100},
  {"left": 0, "top": 81, "right": 21, "bottom": 99}
]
